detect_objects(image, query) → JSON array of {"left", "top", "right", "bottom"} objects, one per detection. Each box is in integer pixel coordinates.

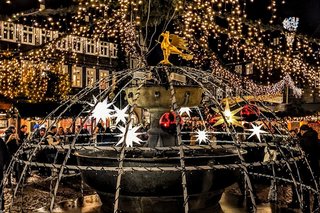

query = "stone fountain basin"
[
  {"left": 125, "top": 85, "right": 203, "bottom": 109},
  {"left": 75, "top": 148, "right": 244, "bottom": 212}
]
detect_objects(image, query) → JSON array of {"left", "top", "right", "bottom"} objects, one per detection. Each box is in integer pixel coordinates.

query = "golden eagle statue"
[{"left": 160, "top": 31, "right": 193, "bottom": 65}]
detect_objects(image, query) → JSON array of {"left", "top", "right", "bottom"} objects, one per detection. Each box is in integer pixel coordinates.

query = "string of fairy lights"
[
  {"left": 210, "top": 60, "right": 302, "bottom": 97},
  {"left": 1, "top": 0, "right": 320, "bottom": 103},
  {"left": 0, "top": 59, "right": 70, "bottom": 102},
  {"left": 177, "top": 0, "right": 319, "bottom": 87}
]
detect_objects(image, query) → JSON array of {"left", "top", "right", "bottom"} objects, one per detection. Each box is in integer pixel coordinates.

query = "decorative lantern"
[
  {"left": 159, "top": 112, "right": 183, "bottom": 132},
  {"left": 240, "top": 104, "right": 260, "bottom": 122}
]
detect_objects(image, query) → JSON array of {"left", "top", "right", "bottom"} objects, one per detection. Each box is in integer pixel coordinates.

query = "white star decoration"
[
  {"left": 247, "top": 124, "right": 267, "bottom": 142},
  {"left": 195, "top": 129, "right": 209, "bottom": 144},
  {"left": 179, "top": 107, "right": 192, "bottom": 117},
  {"left": 88, "top": 96, "right": 114, "bottom": 122},
  {"left": 116, "top": 123, "right": 142, "bottom": 147},
  {"left": 113, "top": 105, "right": 129, "bottom": 125}
]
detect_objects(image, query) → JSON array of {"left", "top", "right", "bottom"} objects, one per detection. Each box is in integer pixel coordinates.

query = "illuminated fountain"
[
  {"left": 2, "top": 33, "right": 318, "bottom": 213},
  {"left": 2, "top": 64, "right": 317, "bottom": 213},
  {"left": 75, "top": 67, "right": 244, "bottom": 213},
  {"left": 74, "top": 35, "right": 248, "bottom": 212}
]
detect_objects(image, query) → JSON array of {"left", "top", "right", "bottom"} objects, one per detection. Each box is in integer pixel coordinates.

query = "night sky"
[{"left": 1, "top": 0, "right": 319, "bottom": 36}]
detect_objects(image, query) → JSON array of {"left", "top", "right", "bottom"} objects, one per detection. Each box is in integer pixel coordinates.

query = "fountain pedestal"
[
  {"left": 125, "top": 86, "right": 203, "bottom": 147},
  {"left": 147, "top": 109, "right": 176, "bottom": 147}
]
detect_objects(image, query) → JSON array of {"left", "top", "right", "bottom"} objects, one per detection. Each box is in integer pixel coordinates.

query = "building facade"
[
  {"left": 0, "top": 20, "right": 119, "bottom": 94},
  {"left": 0, "top": 20, "right": 122, "bottom": 132}
]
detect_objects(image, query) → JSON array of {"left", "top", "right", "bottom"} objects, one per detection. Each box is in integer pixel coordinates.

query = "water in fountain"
[{"left": 1, "top": 65, "right": 318, "bottom": 213}]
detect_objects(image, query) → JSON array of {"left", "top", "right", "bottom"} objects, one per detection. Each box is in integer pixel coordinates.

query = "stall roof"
[
  {"left": 0, "top": 102, "right": 11, "bottom": 111},
  {"left": 14, "top": 102, "right": 87, "bottom": 118}
]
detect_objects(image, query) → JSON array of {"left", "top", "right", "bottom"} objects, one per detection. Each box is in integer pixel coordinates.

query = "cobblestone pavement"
[
  {"left": 222, "top": 183, "right": 302, "bottom": 213},
  {"left": 2, "top": 175, "right": 305, "bottom": 213},
  {"left": 3, "top": 174, "right": 94, "bottom": 212}
]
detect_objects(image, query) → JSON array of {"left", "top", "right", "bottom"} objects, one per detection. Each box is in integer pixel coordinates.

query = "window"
[
  {"left": 59, "top": 64, "right": 69, "bottom": 74},
  {"left": 21, "top": 25, "right": 35, "bottom": 45},
  {"left": 2, "top": 22, "right": 16, "bottom": 41},
  {"left": 72, "top": 67, "right": 82, "bottom": 88},
  {"left": 40, "top": 29, "right": 52, "bottom": 44},
  {"left": 234, "top": 65, "right": 242, "bottom": 75},
  {"left": 34, "top": 28, "right": 41, "bottom": 45},
  {"left": 72, "top": 36, "right": 83, "bottom": 53},
  {"left": 245, "top": 63, "right": 253, "bottom": 75},
  {"left": 86, "top": 38, "right": 96, "bottom": 55},
  {"left": 273, "top": 37, "right": 280, "bottom": 46},
  {"left": 99, "top": 70, "right": 109, "bottom": 90},
  {"left": 52, "top": 31, "right": 59, "bottom": 39},
  {"left": 99, "top": 41, "right": 109, "bottom": 57},
  {"left": 110, "top": 43, "right": 118, "bottom": 58},
  {"left": 86, "top": 68, "right": 96, "bottom": 88},
  {"left": 56, "top": 34, "right": 69, "bottom": 51}
]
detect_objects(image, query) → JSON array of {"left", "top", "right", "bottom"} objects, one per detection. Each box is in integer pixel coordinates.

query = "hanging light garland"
[
  {"left": 210, "top": 60, "right": 302, "bottom": 97},
  {"left": 0, "top": 59, "right": 21, "bottom": 99},
  {"left": 20, "top": 63, "right": 48, "bottom": 102},
  {"left": 1, "top": 0, "right": 320, "bottom": 97},
  {"left": 0, "top": 60, "right": 70, "bottom": 102}
]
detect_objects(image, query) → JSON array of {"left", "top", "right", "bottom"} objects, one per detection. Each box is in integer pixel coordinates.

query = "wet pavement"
[
  {"left": 220, "top": 183, "right": 302, "bottom": 213},
  {"left": 3, "top": 175, "right": 304, "bottom": 213},
  {"left": 33, "top": 191, "right": 302, "bottom": 213},
  {"left": 220, "top": 193, "right": 301, "bottom": 213}
]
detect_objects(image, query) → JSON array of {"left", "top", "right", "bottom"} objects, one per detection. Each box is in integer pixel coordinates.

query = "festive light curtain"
[{"left": 0, "top": 60, "right": 70, "bottom": 102}]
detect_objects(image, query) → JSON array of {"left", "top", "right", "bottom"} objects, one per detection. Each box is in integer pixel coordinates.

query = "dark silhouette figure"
[
  {"left": 94, "top": 123, "right": 106, "bottom": 143},
  {"left": 292, "top": 124, "right": 320, "bottom": 212},
  {"left": 0, "top": 137, "right": 10, "bottom": 210}
]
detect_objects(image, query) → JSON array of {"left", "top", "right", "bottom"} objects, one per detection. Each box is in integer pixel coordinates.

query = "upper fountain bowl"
[{"left": 125, "top": 85, "right": 203, "bottom": 110}]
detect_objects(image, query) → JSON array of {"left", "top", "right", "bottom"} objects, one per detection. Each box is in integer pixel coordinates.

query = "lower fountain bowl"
[{"left": 75, "top": 147, "right": 244, "bottom": 213}]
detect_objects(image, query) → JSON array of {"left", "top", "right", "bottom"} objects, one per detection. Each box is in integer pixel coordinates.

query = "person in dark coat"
[
  {"left": 5, "top": 126, "right": 19, "bottom": 156},
  {"left": 17, "top": 125, "right": 29, "bottom": 181},
  {"left": 18, "top": 125, "right": 28, "bottom": 144},
  {"left": 75, "top": 125, "right": 90, "bottom": 144},
  {"left": 295, "top": 125, "right": 319, "bottom": 212},
  {"left": 0, "top": 137, "right": 10, "bottom": 210},
  {"left": 4, "top": 126, "right": 20, "bottom": 185},
  {"left": 94, "top": 123, "right": 105, "bottom": 143},
  {"left": 43, "top": 126, "right": 60, "bottom": 176},
  {"left": 299, "top": 125, "right": 319, "bottom": 172}
]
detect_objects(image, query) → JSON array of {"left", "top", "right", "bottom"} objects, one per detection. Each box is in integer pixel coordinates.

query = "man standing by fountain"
[{"left": 298, "top": 124, "right": 319, "bottom": 212}]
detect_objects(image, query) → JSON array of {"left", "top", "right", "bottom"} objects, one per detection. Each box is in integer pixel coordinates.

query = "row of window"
[
  {"left": 66, "top": 65, "right": 110, "bottom": 89},
  {"left": 0, "top": 21, "right": 117, "bottom": 58},
  {"left": 234, "top": 63, "right": 253, "bottom": 75}
]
